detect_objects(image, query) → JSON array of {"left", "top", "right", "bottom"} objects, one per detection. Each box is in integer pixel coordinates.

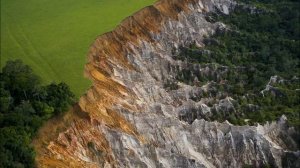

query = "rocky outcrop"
[{"left": 35, "top": 0, "right": 299, "bottom": 167}]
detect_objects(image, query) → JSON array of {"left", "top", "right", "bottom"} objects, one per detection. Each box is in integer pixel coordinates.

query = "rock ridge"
[{"left": 35, "top": 0, "right": 299, "bottom": 167}]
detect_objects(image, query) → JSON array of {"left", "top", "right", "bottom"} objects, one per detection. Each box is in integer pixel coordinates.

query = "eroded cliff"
[{"left": 35, "top": 0, "right": 299, "bottom": 167}]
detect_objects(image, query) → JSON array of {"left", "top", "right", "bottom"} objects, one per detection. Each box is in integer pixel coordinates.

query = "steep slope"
[{"left": 35, "top": 0, "right": 299, "bottom": 167}]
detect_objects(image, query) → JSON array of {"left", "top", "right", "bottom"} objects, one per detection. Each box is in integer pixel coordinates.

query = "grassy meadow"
[{"left": 1, "top": 0, "right": 156, "bottom": 97}]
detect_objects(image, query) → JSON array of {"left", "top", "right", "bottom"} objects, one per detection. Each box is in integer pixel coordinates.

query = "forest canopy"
[
  {"left": 0, "top": 60, "right": 75, "bottom": 168},
  {"left": 175, "top": 0, "right": 299, "bottom": 127}
]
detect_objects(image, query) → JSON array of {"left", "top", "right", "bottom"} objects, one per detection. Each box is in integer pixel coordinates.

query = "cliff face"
[{"left": 35, "top": 0, "right": 299, "bottom": 167}]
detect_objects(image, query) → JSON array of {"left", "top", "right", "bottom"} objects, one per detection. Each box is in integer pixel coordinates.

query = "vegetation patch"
[
  {"left": 174, "top": 0, "right": 299, "bottom": 128},
  {"left": 0, "top": 60, "right": 75, "bottom": 167}
]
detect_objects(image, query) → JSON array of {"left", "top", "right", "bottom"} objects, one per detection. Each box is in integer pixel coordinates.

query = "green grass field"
[{"left": 1, "top": 0, "right": 156, "bottom": 97}]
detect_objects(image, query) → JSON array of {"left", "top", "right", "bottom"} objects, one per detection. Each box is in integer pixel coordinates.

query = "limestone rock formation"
[{"left": 35, "top": 0, "right": 299, "bottom": 167}]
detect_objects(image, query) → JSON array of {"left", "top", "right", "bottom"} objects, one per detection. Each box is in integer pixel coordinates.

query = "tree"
[
  {"left": 0, "top": 60, "right": 76, "bottom": 167},
  {"left": 0, "top": 127, "right": 35, "bottom": 168},
  {"left": 33, "top": 101, "right": 54, "bottom": 119},
  {"left": 14, "top": 101, "right": 36, "bottom": 115},
  {"left": 0, "top": 87, "right": 12, "bottom": 113},
  {"left": 1, "top": 60, "right": 40, "bottom": 102},
  {"left": 46, "top": 82, "right": 75, "bottom": 114}
]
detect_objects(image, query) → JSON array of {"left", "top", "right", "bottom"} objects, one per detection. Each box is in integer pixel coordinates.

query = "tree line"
[{"left": 0, "top": 60, "right": 75, "bottom": 168}]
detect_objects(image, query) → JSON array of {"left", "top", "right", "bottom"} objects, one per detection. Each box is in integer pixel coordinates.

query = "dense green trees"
[
  {"left": 176, "top": 0, "right": 299, "bottom": 128},
  {"left": 0, "top": 60, "right": 75, "bottom": 168},
  {"left": 211, "top": 0, "right": 299, "bottom": 127}
]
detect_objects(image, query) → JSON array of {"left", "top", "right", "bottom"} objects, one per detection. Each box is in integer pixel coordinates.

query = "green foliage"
[
  {"left": 0, "top": 60, "right": 75, "bottom": 168},
  {"left": 1, "top": 59, "right": 41, "bottom": 103},
  {"left": 176, "top": 0, "right": 300, "bottom": 127},
  {"left": 0, "top": 87, "right": 11, "bottom": 112},
  {"left": 45, "top": 83, "right": 75, "bottom": 114},
  {"left": 217, "top": 0, "right": 299, "bottom": 127},
  {"left": 0, "top": 127, "right": 35, "bottom": 168}
]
